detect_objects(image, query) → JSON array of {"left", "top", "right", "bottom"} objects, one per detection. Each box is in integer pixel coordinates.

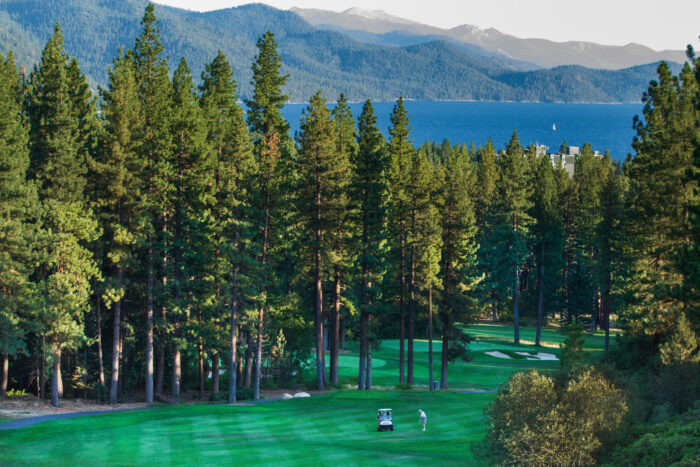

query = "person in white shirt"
[{"left": 418, "top": 409, "right": 427, "bottom": 431}]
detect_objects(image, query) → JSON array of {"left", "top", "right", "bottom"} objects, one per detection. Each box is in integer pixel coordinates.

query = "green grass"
[
  {"left": 326, "top": 322, "right": 603, "bottom": 391},
  {"left": 0, "top": 322, "right": 605, "bottom": 465},
  {"left": 0, "top": 391, "right": 493, "bottom": 466}
]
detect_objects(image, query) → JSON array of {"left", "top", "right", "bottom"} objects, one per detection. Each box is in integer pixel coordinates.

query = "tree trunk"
[
  {"left": 365, "top": 340, "right": 372, "bottom": 390},
  {"left": 39, "top": 351, "right": 46, "bottom": 400},
  {"left": 428, "top": 286, "right": 434, "bottom": 391},
  {"left": 244, "top": 330, "right": 253, "bottom": 388},
  {"left": 254, "top": 305, "right": 264, "bottom": 399},
  {"left": 1, "top": 352, "right": 8, "bottom": 397},
  {"left": 110, "top": 269, "right": 124, "bottom": 405},
  {"left": 330, "top": 272, "right": 341, "bottom": 385},
  {"left": 408, "top": 250, "right": 416, "bottom": 385},
  {"left": 440, "top": 315, "right": 449, "bottom": 389},
  {"left": 358, "top": 311, "right": 367, "bottom": 390},
  {"left": 228, "top": 286, "right": 238, "bottom": 403},
  {"left": 172, "top": 343, "right": 181, "bottom": 403},
  {"left": 255, "top": 184, "right": 271, "bottom": 400},
  {"left": 117, "top": 318, "right": 123, "bottom": 396},
  {"left": 157, "top": 220, "right": 168, "bottom": 397},
  {"left": 513, "top": 266, "right": 520, "bottom": 345},
  {"left": 236, "top": 325, "right": 243, "bottom": 386},
  {"left": 535, "top": 243, "right": 545, "bottom": 346},
  {"left": 145, "top": 242, "right": 154, "bottom": 403},
  {"left": 313, "top": 174, "right": 325, "bottom": 391},
  {"left": 155, "top": 344, "right": 164, "bottom": 397},
  {"left": 399, "top": 239, "right": 405, "bottom": 383},
  {"left": 211, "top": 351, "right": 220, "bottom": 396},
  {"left": 491, "top": 295, "right": 498, "bottom": 322},
  {"left": 603, "top": 290, "right": 611, "bottom": 351},
  {"left": 198, "top": 338, "right": 204, "bottom": 400},
  {"left": 93, "top": 295, "right": 105, "bottom": 388},
  {"left": 56, "top": 351, "right": 63, "bottom": 398},
  {"left": 340, "top": 316, "right": 346, "bottom": 350},
  {"left": 50, "top": 344, "right": 60, "bottom": 407}
]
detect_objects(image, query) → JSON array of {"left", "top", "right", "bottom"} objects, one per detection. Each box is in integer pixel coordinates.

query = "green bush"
[
  {"left": 473, "top": 367, "right": 627, "bottom": 466},
  {"left": 606, "top": 404, "right": 700, "bottom": 466}
]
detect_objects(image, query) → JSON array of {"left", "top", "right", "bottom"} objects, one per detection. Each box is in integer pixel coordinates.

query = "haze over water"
[{"left": 283, "top": 101, "right": 644, "bottom": 161}]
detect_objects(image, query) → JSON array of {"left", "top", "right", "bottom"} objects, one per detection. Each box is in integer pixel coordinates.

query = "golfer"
[{"left": 418, "top": 409, "right": 427, "bottom": 431}]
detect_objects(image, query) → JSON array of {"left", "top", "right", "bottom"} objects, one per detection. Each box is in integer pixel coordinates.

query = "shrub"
[
  {"left": 606, "top": 404, "right": 700, "bottom": 466},
  {"left": 560, "top": 322, "right": 586, "bottom": 369},
  {"left": 473, "top": 368, "right": 627, "bottom": 466}
]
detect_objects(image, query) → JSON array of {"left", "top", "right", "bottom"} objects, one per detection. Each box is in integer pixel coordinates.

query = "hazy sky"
[{"left": 153, "top": 0, "right": 698, "bottom": 51}]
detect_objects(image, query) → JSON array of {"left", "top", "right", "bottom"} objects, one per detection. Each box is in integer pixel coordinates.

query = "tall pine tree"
[
  {"left": 26, "top": 25, "right": 99, "bottom": 407},
  {"left": 132, "top": 4, "right": 173, "bottom": 401},
  {"left": 0, "top": 52, "right": 40, "bottom": 397},
  {"left": 352, "top": 100, "right": 389, "bottom": 390},
  {"left": 387, "top": 96, "right": 414, "bottom": 383},
  {"left": 199, "top": 50, "right": 256, "bottom": 403}
]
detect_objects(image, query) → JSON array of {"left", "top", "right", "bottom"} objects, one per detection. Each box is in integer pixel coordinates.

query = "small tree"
[
  {"left": 560, "top": 321, "right": 586, "bottom": 369},
  {"left": 475, "top": 368, "right": 627, "bottom": 466}
]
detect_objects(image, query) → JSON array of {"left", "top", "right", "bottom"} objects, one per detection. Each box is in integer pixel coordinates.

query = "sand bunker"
[
  {"left": 485, "top": 351, "right": 513, "bottom": 359},
  {"left": 485, "top": 350, "right": 559, "bottom": 361},
  {"left": 515, "top": 351, "right": 559, "bottom": 361}
]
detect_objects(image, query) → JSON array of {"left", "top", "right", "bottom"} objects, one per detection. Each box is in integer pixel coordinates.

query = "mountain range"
[
  {"left": 292, "top": 7, "right": 686, "bottom": 71},
  {"left": 0, "top": 1, "right": 686, "bottom": 103}
]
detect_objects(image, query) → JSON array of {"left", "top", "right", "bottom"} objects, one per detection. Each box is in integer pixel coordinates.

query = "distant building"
[{"left": 547, "top": 146, "right": 602, "bottom": 177}]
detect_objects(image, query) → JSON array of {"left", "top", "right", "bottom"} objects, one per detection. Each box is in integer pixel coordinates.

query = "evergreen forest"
[
  {"left": 0, "top": 0, "right": 682, "bottom": 103},
  {"left": 1, "top": 4, "right": 699, "bottom": 464}
]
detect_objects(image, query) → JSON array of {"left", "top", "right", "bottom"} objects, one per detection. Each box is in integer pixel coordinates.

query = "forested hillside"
[
  {"left": 0, "top": 0, "right": 683, "bottom": 102},
  {"left": 1, "top": 4, "right": 700, "bottom": 464}
]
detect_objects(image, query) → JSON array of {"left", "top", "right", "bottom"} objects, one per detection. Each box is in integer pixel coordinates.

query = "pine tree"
[
  {"left": 0, "top": 52, "right": 40, "bottom": 397},
  {"left": 94, "top": 47, "right": 143, "bottom": 404},
  {"left": 405, "top": 146, "right": 434, "bottom": 385},
  {"left": 26, "top": 25, "right": 99, "bottom": 407},
  {"left": 597, "top": 155, "right": 626, "bottom": 350},
  {"left": 132, "top": 4, "right": 173, "bottom": 401},
  {"left": 296, "top": 91, "right": 340, "bottom": 390},
  {"left": 413, "top": 167, "right": 442, "bottom": 391},
  {"left": 352, "top": 100, "right": 389, "bottom": 390},
  {"left": 491, "top": 130, "right": 532, "bottom": 344},
  {"left": 530, "top": 154, "right": 564, "bottom": 345},
  {"left": 679, "top": 47, "right": 700, "bottom": 331},
  {"left": 436, "top": 146, "right": 479, "bottom": 388},
  {"left": 199, "top": 50, "right": 256, "bottom": 403},
  {"left": 169, "top": 57, "right": 212, "bottom": 402},
  {"left": 246, "top": 31, "right": 290, "bottom": 150},
  {"left": 246, "top": 31, "right": 291, "bottom": 400},
  {"left": 622, "top": 60, "right": 699, "bottom": 342},
  {"left": 387, "top": 96, "right": 414, "bottom": 383},
  {"left": 475, "top": 139, "right": 500, "bottom": 322},
  {"left": 328, "top": 94, "right": 356, "bottom": 385},
  {"left": 570, "top": 143, "right": 603, "bottom": 327}
]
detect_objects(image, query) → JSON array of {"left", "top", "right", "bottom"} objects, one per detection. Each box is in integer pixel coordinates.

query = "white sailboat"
[{"left": 552, "top": 123, "right": 557, "bottom": 131}]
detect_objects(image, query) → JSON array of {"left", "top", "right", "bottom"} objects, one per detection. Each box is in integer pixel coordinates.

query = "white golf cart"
[{"left": 377, "top": 408, "right": 394, "bottom": 431}]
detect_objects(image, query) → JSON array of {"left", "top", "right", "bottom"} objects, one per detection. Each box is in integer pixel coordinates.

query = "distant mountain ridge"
[
  {"left": 292, "top": 7, "right": 687, "bottom": 70},
  {"left": 0, "top": 1, "right": 684, "bottom": 103}
]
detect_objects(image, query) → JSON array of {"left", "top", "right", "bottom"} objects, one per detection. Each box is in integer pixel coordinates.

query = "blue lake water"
[{"left": 282, "top": 101, "right": 644, "bottom": 161}]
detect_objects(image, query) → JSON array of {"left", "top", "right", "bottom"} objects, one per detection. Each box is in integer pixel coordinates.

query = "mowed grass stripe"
[{"left": 0, "top": 392, "right": 494, "bottom": 465}]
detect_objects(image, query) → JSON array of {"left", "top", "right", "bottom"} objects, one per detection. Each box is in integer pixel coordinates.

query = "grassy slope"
[
  {"left": 0, "top": 392, "right": 492, "bottom": 465},
  {"left": 325, "top": 323, "right": 605, "bottom": 390},
  {"left": 0, "top": 323, "right": 604, "bottom": 465}
]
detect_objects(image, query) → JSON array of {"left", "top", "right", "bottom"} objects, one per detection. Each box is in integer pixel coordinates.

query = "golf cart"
[{"left": 377, "top": 408, "right": 394, "bottom": 431}]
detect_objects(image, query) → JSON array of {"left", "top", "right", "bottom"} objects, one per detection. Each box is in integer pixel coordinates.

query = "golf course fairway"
[{"left": 0, "top": 391, "right": 493, "bottom": 465}]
